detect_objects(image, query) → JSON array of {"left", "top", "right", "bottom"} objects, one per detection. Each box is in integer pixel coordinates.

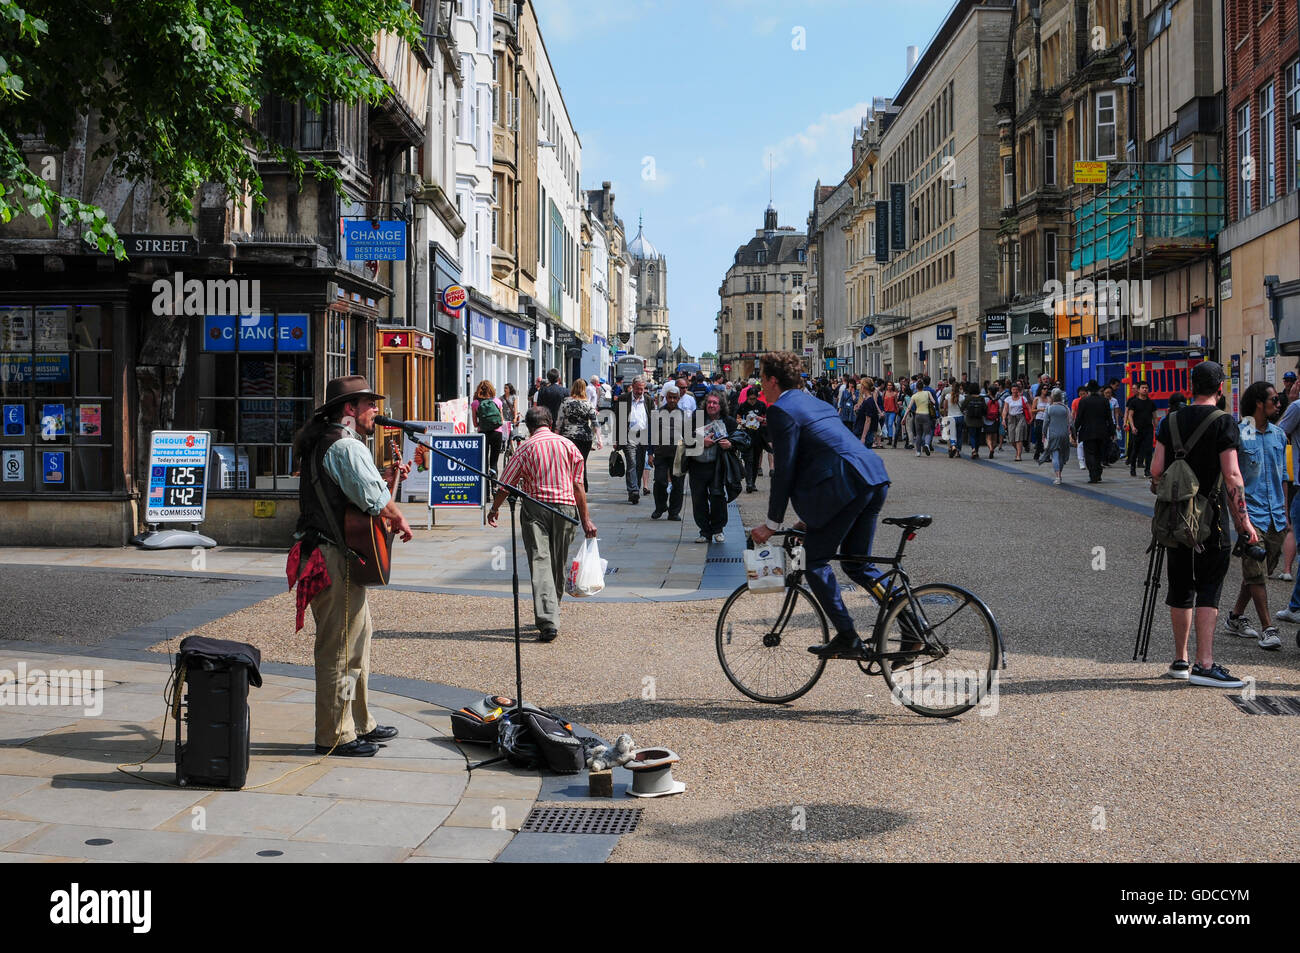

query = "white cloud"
[{"left": 760, "top": 101, "right": 872, "bottom": 187}]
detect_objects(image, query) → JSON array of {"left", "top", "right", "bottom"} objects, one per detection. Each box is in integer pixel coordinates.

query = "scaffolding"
[{"left": 1065, "top": 161, "right": 1224, "bottom": 359}]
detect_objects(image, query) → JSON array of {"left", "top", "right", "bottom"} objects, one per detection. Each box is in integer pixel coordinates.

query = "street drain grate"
[
  {"left": 521, "top": 806, "right": 643, "bottom": 836},
  {"left": 1227, "top": 694, "right": 1300, "bottom": 715},
  {"left": 705, "top": 556, "right": 743, "bottom": 564}
]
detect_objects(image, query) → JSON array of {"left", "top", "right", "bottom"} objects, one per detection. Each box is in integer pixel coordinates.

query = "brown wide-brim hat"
[{"left": 316, "top": 375, "right": 386, "bottom": 415}]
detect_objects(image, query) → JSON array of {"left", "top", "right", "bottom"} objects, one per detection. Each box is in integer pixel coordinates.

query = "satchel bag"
[{"left": 608, "top": 450, "right": 626, "bottom": 478}]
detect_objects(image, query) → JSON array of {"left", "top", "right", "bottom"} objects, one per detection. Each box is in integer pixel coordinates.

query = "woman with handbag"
[
  {"left": 1001, "top": 382, "right": 1031, "bottom": 461},
  {"left": 558, "top": 379, "right": 598, "bottom": 491}
]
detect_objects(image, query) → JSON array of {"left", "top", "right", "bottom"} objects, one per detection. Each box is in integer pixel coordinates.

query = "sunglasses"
[{"left": 1269, "top": 395, "right": 1283, "bottom": 403}]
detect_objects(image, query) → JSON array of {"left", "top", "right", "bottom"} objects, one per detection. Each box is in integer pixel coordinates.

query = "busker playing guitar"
[{"left": 289, "top": 376, "right": 413, "bottom": 757}]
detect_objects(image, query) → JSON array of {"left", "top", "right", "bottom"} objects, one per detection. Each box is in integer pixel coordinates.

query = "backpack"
[
  {"left": 1152, "top": 409, "right": 1226, "bottom": 549},
  {"left": 964, "top": 394, "right": 987, "bottom": 422},
  {"left": 477, "top": 398, "right": 502, "bottom": 431}
]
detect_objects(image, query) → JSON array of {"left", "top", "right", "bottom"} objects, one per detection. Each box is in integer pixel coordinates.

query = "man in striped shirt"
[{"left": 488, "top": 405, "right": 598, "bottom": 642}]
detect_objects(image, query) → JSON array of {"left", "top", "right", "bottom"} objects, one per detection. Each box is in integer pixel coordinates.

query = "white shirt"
[{"left": 628, "top": 394, "right": 649, "bottom": 433}]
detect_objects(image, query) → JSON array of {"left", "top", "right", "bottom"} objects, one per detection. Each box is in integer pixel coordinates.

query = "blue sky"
[{"left": 541, "top": 0, "right": 958, "bottom": 359}]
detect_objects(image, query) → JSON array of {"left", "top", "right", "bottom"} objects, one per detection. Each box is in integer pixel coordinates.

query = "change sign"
[
  {"left": 146, "top": 431, "right": 211, "bottom": 523},
  {"left": 344, "top": 221, "right": 407, "bottom": 261},
  {"left": 426, "top": 434, "right": 485, "bottom": 508}
]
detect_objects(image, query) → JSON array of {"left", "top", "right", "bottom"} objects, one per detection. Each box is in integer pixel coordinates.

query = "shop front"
[
  {"left": 0, "top": 298, "right": 131, "bottom": 545},
  {"left": 467, "top": 305, "right": 532, "bottom": 396},
  {"left": 1010, "top": 310, "right": 1054, "bottom": 381},
  {"left": 430, "top": 243, "right": 464, "bottom": 404},
  {"left": 984, "top": 312, "right": 1010, "bottom": 380},
  {"left": 910, "top": 316, "right": 956, "bottom": 382}
]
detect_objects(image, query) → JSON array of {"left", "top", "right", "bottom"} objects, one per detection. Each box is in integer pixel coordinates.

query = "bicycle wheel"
[
  {"left": 877, "top": 583, "right": 1000, "bottom": 717},
  {"left": 716, "top": 583, "right": 828, "bottom": 703}
]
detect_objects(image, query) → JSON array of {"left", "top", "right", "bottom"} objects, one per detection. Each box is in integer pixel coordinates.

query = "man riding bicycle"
[{"left": 750, "top": 351, "right": 892, "bottom": 660}]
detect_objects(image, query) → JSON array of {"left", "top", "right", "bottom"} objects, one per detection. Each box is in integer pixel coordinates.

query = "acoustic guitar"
[{"left": 343, "top": 436, "right": 403, "bottom": 587}]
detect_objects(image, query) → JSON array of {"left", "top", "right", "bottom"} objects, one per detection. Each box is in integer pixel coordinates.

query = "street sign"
[
  {"left": 465, "top": 355, "right": 474, "bottom": 370},
  {"left": 344, "top": 220, "right": 406, "bottom": 260},
  {"left": 1073, "top": 161, "right": 1108, "bottom": 184},
  {"left": 146, "top": 431, "right": 211, "bottom": 523}
]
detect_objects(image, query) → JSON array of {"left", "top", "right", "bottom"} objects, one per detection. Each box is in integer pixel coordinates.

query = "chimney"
[{"left": 907, "top": 45, "right": 919, "bottom": 73}]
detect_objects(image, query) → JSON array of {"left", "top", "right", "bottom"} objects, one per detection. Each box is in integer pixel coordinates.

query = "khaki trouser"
[
  {"left": 307, "top": 543, "right": 376, "bottom": 747},
  {"left": 520, "top": 500, "right": 579, "bottom": 628}
]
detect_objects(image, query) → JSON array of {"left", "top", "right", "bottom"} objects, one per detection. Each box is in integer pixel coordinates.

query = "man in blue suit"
[{"left": 750, "top": 352, "right": 892, "bottom": 659}]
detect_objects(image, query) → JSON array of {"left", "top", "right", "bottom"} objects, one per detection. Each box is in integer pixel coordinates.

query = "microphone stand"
[{"left": 386, "top": 422, "right": 579, "bottom": 771}]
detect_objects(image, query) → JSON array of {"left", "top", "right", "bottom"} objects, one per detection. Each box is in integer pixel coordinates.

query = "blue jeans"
[
  {"left": 1288, "top": 495, "right": 1300, "bottom": 611},
  {"left": 883, "top": 411, "right": 897, "bottom": 440},
  {"left": 803, "top": 481, "right": 888, "bottom": 635}
]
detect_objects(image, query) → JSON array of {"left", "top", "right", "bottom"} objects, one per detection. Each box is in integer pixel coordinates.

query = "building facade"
[
  {"left": 1218, "top": 0, "right": 1300, "bottom": 377},
  {"left": 627, "top": 220, "right": 672, "bottom": 364},
  {"left": 717, "top": 206, "right": 808, "bottom": 381},
  {"left": 877, "top": 0, "right": 1013, "bottom": 384}
]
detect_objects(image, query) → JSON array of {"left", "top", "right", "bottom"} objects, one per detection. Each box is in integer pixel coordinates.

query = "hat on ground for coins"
[
  {"left": 626, "top": 748, "right": 686, "bottom": 798},
  {"left": 316, "top": 375, "right": 386, "bottom": 415}
]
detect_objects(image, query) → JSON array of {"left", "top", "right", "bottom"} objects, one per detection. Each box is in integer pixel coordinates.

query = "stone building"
[
  {"left": 876, "top": 0, "right": 1014, "bottom": 383},
  {"left": 806, "top": 179, "right": 853, "bottom": 375},
  {"left": 844, "top": 102, "right": 897, "bottom": 376},
  {"left": 627, "top": 219, "right": 671, "bottom": 360},
  {"left": 0, "top": 11, "right": 437, "bottom": 545},
  {"left": 716, "top": 205, "right": 809, "bottom": 381},
  {"left": 1218, "top": 0, "right": 1300, "bottom": 375}
]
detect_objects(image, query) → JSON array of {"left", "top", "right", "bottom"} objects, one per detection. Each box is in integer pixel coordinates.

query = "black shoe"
[
  {"left": 1144, "top": 470, "right": 1151, "bottom": 478},
  {"left": 538, "top": 626, "right": 558, "bottom": 643},
  {"left": 1087, "top": 477, "right": 1101, "bottom": 484},
  {"left": 1130, "top": 469, "right": 1137, "bottom": 477},
  {"left": 808, "top": 632, "right": 867, "bottom": 659},
  {"left": 650, "top": 509, "right": 665, "bottom": 519},
  {"left": 667, "top": 513, "right": 682, "bottom": 521},
  {"left": 922, "top": 444, "right": 930, "bottom": 455},
  {"left": 746, "top": 485, "right": 757, "bottom": 493},
  {"left": 316, "top": 738, "right": 380, "bottom": 757},
  {"left": 360, "top": 725, "right": 398, "bottom": 743},
  {"left": 629, "top": 493, "right": 639, "bottom": 504}
]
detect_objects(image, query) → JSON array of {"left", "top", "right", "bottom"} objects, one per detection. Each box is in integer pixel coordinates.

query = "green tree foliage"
[{"left": 0, "top": 0, "right": 421, "bottom": 257}]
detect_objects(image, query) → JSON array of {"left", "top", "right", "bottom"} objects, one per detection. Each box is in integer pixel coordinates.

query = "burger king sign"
[{"left": 442, "top": 285, "right": 467, "bottom": 311}]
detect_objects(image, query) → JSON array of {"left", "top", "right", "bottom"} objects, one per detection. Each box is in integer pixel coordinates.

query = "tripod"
[
  {"left": 1134, "top": 538, "right": 1165, "bottom": 661},
  {"left": 397, "top": 427, "right": 579, "bottom": 771}
]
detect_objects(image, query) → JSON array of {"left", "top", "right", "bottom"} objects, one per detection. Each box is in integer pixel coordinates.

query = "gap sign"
[{"left": 344, "top": 221, "right": 406, "bottom": 261}]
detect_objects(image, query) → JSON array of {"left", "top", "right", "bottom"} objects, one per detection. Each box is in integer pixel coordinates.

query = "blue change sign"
[
  {"left": 344, "top": 220, "right": 407, "bottom": 261},
  {"left": 498, "top": 322, "right": 529, "bottom": 352},
  {"left": 203, "top": 314, "right": 309, "bottom": 352},
  {"left": 426, "top": 434, "right": 485, "bottom": 508}
]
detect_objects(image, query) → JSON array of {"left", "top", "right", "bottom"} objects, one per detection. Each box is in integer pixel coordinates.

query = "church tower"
[{"left": 627, "top": 216, "right": 670, "bottom": 361}]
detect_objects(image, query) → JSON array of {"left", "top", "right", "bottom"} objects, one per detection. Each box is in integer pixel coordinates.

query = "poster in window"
[
  {"left": 34, "top": 306, "right": 69, "bottom": 351},
  {"left": 2, "top": 449, "right": 22, "bottom": 482},
  {"left": 78, "top": 403, "right": 102, "bottom": 436},
  {"left": 3, "top": 403, "right": 24, "bottom": 436},
  {"left": 42, "top": 451, "right": 65, "bottom": 484},
  {"left": 40, "top": 403, "right": 67, "bottom": 439},
  {"left": 0, "top": 306, "right": 32, "bottom": 350}
]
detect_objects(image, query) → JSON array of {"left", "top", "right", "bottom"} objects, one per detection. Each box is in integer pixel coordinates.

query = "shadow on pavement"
[
  {"left": 638, "top": 803, "right": 911, "bottom": 862},
  {"left": 556, "top": 696, "right": 965, "bottom": 729}
]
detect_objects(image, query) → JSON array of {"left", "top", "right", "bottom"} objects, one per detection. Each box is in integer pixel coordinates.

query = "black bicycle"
[{"left": 715, "top": 515, "right": 1005, "bottom": 717}]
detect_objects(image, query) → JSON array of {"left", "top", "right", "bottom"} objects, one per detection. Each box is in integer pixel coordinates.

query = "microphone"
[{"left": 374, "top": 414, "right": 427, "bottom": 435}]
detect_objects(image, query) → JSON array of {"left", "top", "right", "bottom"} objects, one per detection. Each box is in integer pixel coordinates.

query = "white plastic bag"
[
  {"left": 566, "top": 537, "right": 606, "bottom": 597},
  {"left": 744, "top": 544, "right": 786, "bottom": 591}
]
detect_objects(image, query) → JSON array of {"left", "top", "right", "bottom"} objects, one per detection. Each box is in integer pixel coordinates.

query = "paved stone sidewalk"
[
  {"left": 0, "top": 446, "right": 745, "bottom": 600},
  {"left": 0, "top": 646, "right": 535, "bottom": 863}
]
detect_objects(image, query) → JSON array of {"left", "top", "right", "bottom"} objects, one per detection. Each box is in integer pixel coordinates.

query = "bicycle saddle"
[{"left": 882, "top": 514, "right": 933, "bottom": 529}]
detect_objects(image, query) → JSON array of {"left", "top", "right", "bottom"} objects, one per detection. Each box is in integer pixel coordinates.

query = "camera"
[{"left": 1232, "top": 536, "right": 1267, "bottom": 562}]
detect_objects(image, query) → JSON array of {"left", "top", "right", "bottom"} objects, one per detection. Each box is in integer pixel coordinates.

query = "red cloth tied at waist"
[{"left": 286, "top": 541, "right": 331, "bottom": 633}]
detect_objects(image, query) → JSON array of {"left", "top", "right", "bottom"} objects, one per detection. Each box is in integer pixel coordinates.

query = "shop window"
[
  {"left": 0, "top": 305, "right": 115, "bottom": 493},
  {"left": 197, "top": 314, "right": 314, "bottom": 493}
]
